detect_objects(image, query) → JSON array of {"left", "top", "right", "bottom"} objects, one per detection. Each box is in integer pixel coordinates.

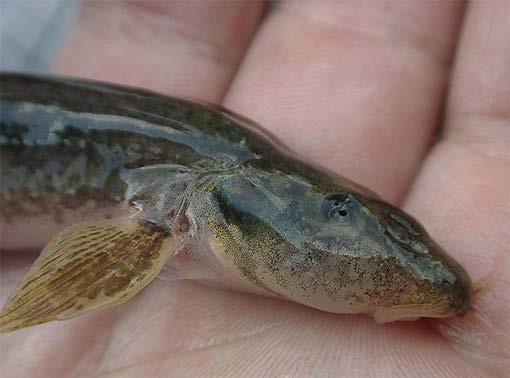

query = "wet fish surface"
[{"left": 0, "top": 73, "right": 473, "bottom": 332}]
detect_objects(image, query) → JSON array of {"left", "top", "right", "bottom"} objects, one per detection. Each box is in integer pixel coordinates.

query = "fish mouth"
[
  {"left": 372, "top": 275, "right": 472, "bottom": 323},
  {"left": 373, "top": 302, "right": 454, "bottom": 324}
]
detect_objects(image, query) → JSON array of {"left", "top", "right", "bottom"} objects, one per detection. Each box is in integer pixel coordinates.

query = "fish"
[{"left": 0, "top": 72, "right": 473, "bottom": 332}]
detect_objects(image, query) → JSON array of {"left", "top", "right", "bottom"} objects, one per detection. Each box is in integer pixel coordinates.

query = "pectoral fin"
[{"left": 0, "top": 219, "right": 172, "bottom": 332}]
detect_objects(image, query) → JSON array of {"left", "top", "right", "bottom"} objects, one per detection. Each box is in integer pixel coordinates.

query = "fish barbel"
[{"left": 0, "top": 73, "right": 472, "bottom": 332}]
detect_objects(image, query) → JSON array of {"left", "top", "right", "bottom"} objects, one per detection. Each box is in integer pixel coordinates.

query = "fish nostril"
[
  {"left": 384, "top": 226, "right": 411, "bottom": 244},
  {"left": 390, "top": 213, "right": 420, "bottom": 238}
]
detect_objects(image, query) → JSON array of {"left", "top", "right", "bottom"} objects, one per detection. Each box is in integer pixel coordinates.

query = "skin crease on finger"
[{"left": 1, "top": 1, "right": 509, "bottom": 378}]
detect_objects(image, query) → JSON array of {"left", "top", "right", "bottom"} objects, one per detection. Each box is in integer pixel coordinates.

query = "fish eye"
[
  {"left": 323, "top": 193, "right": 351, "bottom": 223},
  {"left": 329, "top": 207, "right": 349, "bottom": 222}
]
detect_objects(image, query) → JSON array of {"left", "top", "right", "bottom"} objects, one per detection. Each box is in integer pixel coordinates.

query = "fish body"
[{"left": 0, "top": 73, "right": 472, "bottom": 332}]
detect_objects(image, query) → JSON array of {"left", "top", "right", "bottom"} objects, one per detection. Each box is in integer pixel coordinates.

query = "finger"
[
  {"left": 446, "top": 0, "right": 509, "bottom": 158},
  {"left": 407, "top": 1, "right": 509, "bottom": 296},
  {"left": 54, "top": 1, "right": 265, "bottom": 101},
  {"left": 225, "top": 1, "right": 464, "bottom": 203},
  {"left": 405, "top": 2, "right": 509, "bottom": 374}
]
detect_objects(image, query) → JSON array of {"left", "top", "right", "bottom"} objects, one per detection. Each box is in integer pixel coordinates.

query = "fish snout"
[{"left": 446, "top": 270, "right": 473, "bottom": 317}]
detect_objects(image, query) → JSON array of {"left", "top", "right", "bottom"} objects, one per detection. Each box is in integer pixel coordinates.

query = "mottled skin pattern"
[{"left": 0, "top": 73, "right": 472, "bottom": 324}]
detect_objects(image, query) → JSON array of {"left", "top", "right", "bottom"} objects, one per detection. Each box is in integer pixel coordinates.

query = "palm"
[{"left": 1, "top": 2, "right": 508, "bottom": 377}]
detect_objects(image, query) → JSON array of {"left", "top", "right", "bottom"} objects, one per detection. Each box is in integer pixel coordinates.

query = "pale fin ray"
[{"left": 0, "top": 219, "right": 173, "bottom": 332}]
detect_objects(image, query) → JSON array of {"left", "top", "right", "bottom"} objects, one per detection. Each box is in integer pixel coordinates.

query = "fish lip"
[
  {"left": 373, "top": 302, "right": 454, "bottom": 323},
  {"left": 379, "top": 286, "right": 473, "bottom": 321}
]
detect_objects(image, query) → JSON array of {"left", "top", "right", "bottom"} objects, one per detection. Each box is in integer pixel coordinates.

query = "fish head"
[
  {"left": 204, "top": 162, "right": 473, "bottom": 322},
  {"left": 299, "top": 186, "right": 473, "bottom": 322}
]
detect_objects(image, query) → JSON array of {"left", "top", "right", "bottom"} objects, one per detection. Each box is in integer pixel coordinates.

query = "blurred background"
[{"left": 0, "top": 0, "right": 77, "bottom": 72}]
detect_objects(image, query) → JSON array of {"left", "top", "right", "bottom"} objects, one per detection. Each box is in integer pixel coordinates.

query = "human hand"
[{"left": 1, "top": 2, "right": 508, "bottom": 376}]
